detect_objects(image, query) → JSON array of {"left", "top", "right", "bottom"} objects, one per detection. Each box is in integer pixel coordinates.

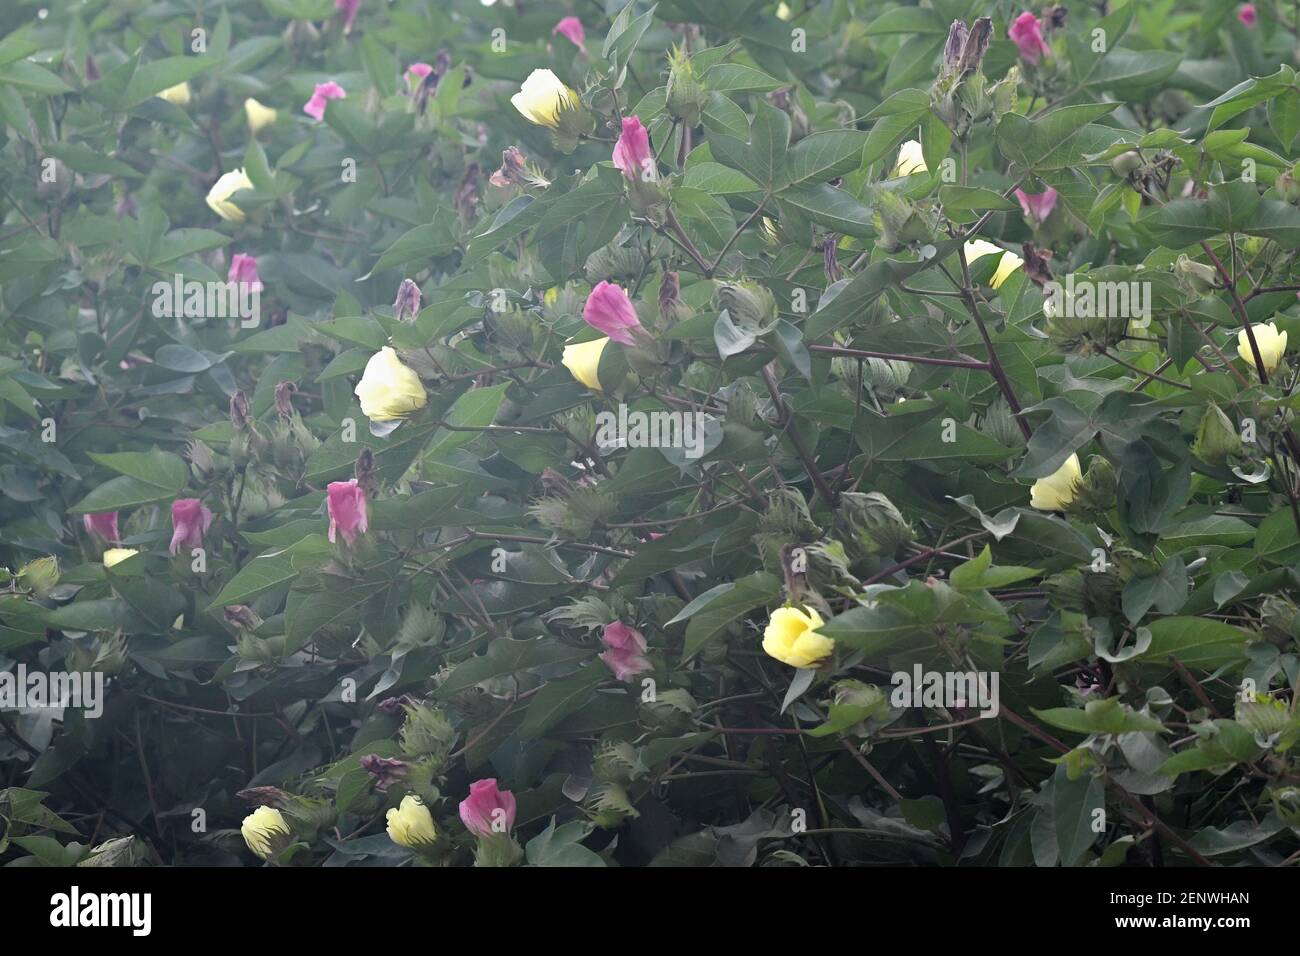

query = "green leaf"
[{"left": 666, "top": 571, "right": 781, "bottom": 661}]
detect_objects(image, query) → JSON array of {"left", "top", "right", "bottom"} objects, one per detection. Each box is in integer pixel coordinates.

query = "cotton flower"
[
  {"left": 1238, "top": 321, "right": 1287, "bottom": 374},
  {"left": 1238, "top": 4, "right": 1257, "bottom": 27},
  {"left": 510, "top": 69, "right": 579, "bottom": 129},
  {"left": 762, "top": 606, "right": 833, "bottom": 669},
  {"left": 406, "top": 62, "right": 433, "bottom": 91},
  {"left": 102, "top": 548, "right": 139, "bottom": 568},
  {"left": 244, "top": 98, "right": 278, "bottom": 133},
  {"left": 327, "top": 479, "right": 369, "bottom": 546},
  {"left": 893, "top": 139, "right": 927, "bottom": 176},
  {"left": 241, "top": 806, "right": 291, "bottom": 860},
  {"left": 83, "top": 512, "right": 119, "bottom": 543},
  {"left": 386, "top": 795, "right": 437, "bottom": 849},
  {"left": 157, "top": 82, "right": 191, "bottom": 106},
  {"left": 561, "top": 337, "right": 608, "bottom": 391},
  {"left": 582, "top": 281, "right": 643, "bottom": 346},
  {"left": 552, "top": 16, "right": 586, "bottom": 50},
  {"left": 459, "top": 779, "right": 517, "bottom": 838},
  {"left": 1009, "top": 11, "right": 1051, "bottom": 64},
  {"left": 1029, "top": 453, "right": 1082, "bottom": 511},
  {"left": 228, "top": 253, "right": 262, "bottom": 292},
  {"left": 599, "top": 621, "right": 652, "bottom": 681},
  {"left": 1014, "top": 187, "right": 1058, "bottom": 226},
  {"left": 392, "top": 278, "right": 421, "bottom": 323},
  {"left": 354, "top": 347, "right": 427, "bottom": 422},
  {"left": 964, "top": 240, "right": 1023, "bottom": 289},
  {"left": 169, "top": 498, "right": 214, "bottom": 556},
  {"left": 205, "top": 167, "right": 254, "bottom": 222},
  {"left": 612, "top": 116, "right": 654, "bottom": 182},
  {"left": 303, "top": 81, "right": 346, "bottom": 121}
]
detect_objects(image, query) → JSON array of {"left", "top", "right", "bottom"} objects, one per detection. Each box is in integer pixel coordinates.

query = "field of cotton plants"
[{"left": 0, "top": 0, "right": 1298, "bottom": 882}]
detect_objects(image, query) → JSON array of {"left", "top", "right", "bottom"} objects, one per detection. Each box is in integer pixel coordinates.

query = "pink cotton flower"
[
  {"left": 552, "top": 16, "right": 586, "bottom": 50},
  {"left": 612, "top": 116, "right": 654, "bottom": 183},
  {"left": 1014, "top": 187, "right": 1058, "bottom": 226},
  {"left": 1238, "top": 4, "right": 1257, "bottom": 26},
  {"left": 304, "top": 81, "right": 346, "bottom": 122},
  {"left": 1008, "top": 11, "right": 1051, "bottom": 65},
  {"left": 327, "top": 479, "right": 368, "bottom": 545},
  {"left": 335, "top": 0, "right": 360, "bottom": 33},
  {"left": 228, "top": 254, "right": 263, "bottom": 293},
  {"left": 406, "top": 62, "right": 433, "bottom": 91},
  {"left": 599, "top": 621, "right": 652, "bottom": 681},
  {"left": 582, "top": 280, "right": 643, "bottom": 346},
  {"left": 83, "top": 512, "right": 120, "bottom": 543},
  {"left": 169, "top": 498, "right": 214, "bottom": 556},
  {"left": 459, "top": 779, "right": 517, "bottom": 837}
]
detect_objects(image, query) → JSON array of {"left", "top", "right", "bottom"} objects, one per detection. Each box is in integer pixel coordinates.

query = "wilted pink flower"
[
  {"left": 1008, "top": 11, "right": 1051, "bottom": 64},
  {"left": 406, "top": 62, "right": 433, "bottom": 91},
  {"left": 612, "top": 116, "right": 654, "bottom": 182},
  {"left": 599, "top": 621, "right": 652, "bottom": 681},
  {"left": 335, "top": 0, "right": 360, "bottom": 33},
  {"left": 393, "top": 278, "right": 421, "bottom": 323},
  {"left": 1238, "top": 4, "right": 1257, "bottom": 26},
  {"left": 228, "top": 253, "right": 263, "bottom": 292},
  {"left": 1014, "top": 187, "right": 1058, "bottom": 226},
  {"left": 83, "top": 512, "right": 120, "bottom": 543},
  {"left": 583, "top": 280, "right": 643, "bottom": 346},
  {"left": 304, "top": 81, "right": 346, "bottom": 121},
  {"left": 327, "top": 478, "right": 368, "bottom": 545},
  {"left": 359, "top": 754, "right": 409, "bottom": 791},
  {"left": 459, "top": 779, "right": 517, "bottom": 837},
  {"left": 552, "top": 16, "right": 586, "bottom": 50},
  {"left": 169, "top": 498, "right": 214, "bottom": 556}
]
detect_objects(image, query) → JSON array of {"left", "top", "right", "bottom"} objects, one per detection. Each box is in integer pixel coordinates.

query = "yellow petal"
[
  {"left": 561, "top": 337, "right": 608, "bottom": 391},
  {"left": 893, "top": 139, "right": 928, "bottom": 176},
  {"left": 355, "top": 347, "right": 428, "bottom": 422},
  {"left": 245, "top": 97, "right": 278, "bottom": 133},
  {"left": 990, "top": 251, "right": 1024, "bottom": 289},
  {"left": 102, "top": 548, "right": 139, "bottom": 568},
  {"left": 510, "top": 69, "right": 576, "bottom": 129},
  {"left": 1029, "top": 453, "right": 1082, "bottom": 511},
  {"left": 157, "top": 82, "right": 191, "bottom": 106}
]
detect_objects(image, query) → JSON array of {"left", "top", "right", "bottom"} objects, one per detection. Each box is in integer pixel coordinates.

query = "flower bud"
[
  {"left": 230, "top": 390, "right": 251, "bottom": 430},
  {"left": 1072, "top": 455, "right": 1117, "bottom": 513},
  {"left": 1110, "top": 150, "right": 1143, "bottom": 177},
  {"left": 716, "top": 281, "right": 776, "bottom": 328},
  {"left": 489, "top": 146, "right": 550, "bottom": 189},
  {"left": 398, "top": 700, "right": 457, "bottom": 762},
  {"left": 1278, "top": 164, "right": 1300, "bottom": 203},
  {"left": 241, "top": 806, "right": 292, "bottom": 860},
  {"left": 843, "top": 491, "right": 914, "bottom": 555},
  {"left": 327, "top": 478, "right": 368, "bottom": 546},
  {"left": 665, "top": 45, "right": 705, "bottom": 127},
  {"left": 386, "top": 795, "right": 438, "bottom": 850},
  {"left": 18, "top": 556, "right": 59, "bottom": 598},
  {"left": 459, "top": 778, "right": 517, "bottom": 838},
  {"left": 1192, "top": 403, "right": 1245, "bottom": 466}
]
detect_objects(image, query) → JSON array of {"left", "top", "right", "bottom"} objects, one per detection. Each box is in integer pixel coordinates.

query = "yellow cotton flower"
[
  {"left": 762, "top": 606, "right": 834, "bottom": 669},
  {"left": 990, "top": 250, "right": 1023, "bottom": 289},
  {"left": 102, "top": 548, "right": 138, "bottom": 568},
  {"left": 241, "top": 806, "right": 291, "bottom": 860},
  {"left": 511, "top": 69, "right": 580, "bottom": 129},
  {"left": 1238, "top": 321, "right": 1287, "bottom": 374},
  {"left": 157, "top": 82, "right": 191, "bottom": 106},
  {"left": 206, "top": 167, "right": 254, "bottom": 223},
  {"left": 386, "top": 795, "right": 437, "bottom": 849},
  {"left": 776, "top": 2, "right": 792, "bottom": 20},
  {"left": 244, "top": 97, "right": 278, "bottom": 133},
  {"left": 893, "top": 139, "right": 928, "bottom": 176},
  {"left": 963, "top": 241, "right": 1022, "bottom": 290},
  {"left": 1029, "top": 453, "right": 1082, "bottom": 511},
  {"left": 562, "top": 337, "right": 608, "bottom": 391},
  {"left": 355, "top": 347, "right": 428, "bottom": 422}
]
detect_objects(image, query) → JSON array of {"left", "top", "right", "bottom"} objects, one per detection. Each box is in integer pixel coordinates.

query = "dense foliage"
[{"left": 2, "top": 0, "right": 1300, "bottom": 868}]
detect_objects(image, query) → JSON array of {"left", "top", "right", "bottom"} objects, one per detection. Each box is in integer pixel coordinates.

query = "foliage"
[{"left": 1, "top": 0, "right": 1300, "bottom": 867}]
